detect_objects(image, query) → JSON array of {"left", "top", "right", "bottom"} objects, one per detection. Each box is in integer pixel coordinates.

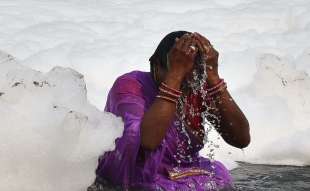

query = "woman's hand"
[
  {"left": 167, "top": 33, "right": 199, "bottom": 83},
  {"left": 193, "top": 32, "right": 221, "bottom": 86}
]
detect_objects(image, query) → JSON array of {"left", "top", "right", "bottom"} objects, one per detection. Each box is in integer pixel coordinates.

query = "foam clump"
[
  {"left": 205, "top": 53, "right": 310, "bottom": 167},
  {"left": 0, "top": 51, "right": 123, "bottom": 191}
]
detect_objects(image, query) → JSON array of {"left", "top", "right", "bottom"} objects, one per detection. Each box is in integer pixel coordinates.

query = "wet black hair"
[{"left": 149, "top": 31, "right": 191, "bottom": 74}]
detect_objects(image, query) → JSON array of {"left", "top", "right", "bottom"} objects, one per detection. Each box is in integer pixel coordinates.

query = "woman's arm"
[
  {"left": 140, "top": 73, "right": 181, "bottom": 150},
  {"left": 141, "top": 34, "right": 198, "bottom": 150},
  {"left": 193, "top": 32, "right": 250, "bottom": 148},
  {"left": 206, "top": 74, "right": 250, "bottom": 148}
]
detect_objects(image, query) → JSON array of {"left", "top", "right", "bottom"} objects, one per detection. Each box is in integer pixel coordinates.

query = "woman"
[{"left": 88, "top": 31, "right": 250, "bottom": 191}]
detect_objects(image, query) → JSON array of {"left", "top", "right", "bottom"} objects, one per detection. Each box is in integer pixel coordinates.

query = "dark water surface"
[
  {"left": 231, "top": 162, "right": 310, "bottom": 191},
  {"left": 91, "top": 162, "right": 310, "bottom": 191}
]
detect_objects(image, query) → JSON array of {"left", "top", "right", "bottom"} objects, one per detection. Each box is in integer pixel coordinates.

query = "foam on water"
[{"left": 0, "top": 52, "right": 123, "bottom": 191}]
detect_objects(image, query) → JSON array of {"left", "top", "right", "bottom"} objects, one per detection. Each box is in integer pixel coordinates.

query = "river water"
[
  {"left": 231, "top": 162, "right": 310, "bottom": 191},
  {"left": 88, "top": 162, "right": 310, "bottom": 191}
]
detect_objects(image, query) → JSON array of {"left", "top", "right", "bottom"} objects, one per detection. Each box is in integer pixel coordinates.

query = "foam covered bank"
[{"left": 0, "top": 51, "right": 123, "bottom": 191}]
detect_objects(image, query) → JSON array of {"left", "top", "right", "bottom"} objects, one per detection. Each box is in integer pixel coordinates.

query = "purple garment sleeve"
[{"left": 96, "top": 76, "right": 146, "bottom": 188}]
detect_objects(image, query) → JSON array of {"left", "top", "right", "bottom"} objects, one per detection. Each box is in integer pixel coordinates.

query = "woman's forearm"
[
  {"left": 140, "top": 73, "right": 182, "bottom": 150},
  {"left": 206, "top": 75, "right": 250, "bottom": 148},
  {"left": 141, "top": 34, "right": 199, "bottom": 150},
  {"left": 212, "top": 89, "right": 250, "bottom": 148}
]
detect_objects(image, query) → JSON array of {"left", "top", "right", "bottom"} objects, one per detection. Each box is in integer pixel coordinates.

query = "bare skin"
[{"left": 141, "top": 32, "right": 250, "bottom": 150}]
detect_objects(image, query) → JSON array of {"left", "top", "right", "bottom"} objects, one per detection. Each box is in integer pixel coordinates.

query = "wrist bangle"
[
  {"left": 159, "top": 87, "right": 181, "bottom": 99},
  {"left": 156, "top": 95, "right": 177, "bottom": 104},
  {"left": 208, "top": 83, "right": 227, "bottom": 96},
  {"left": 206, "top": 79, "right": 224, "bottom": 92},
  {"left": 161, "top": 82, "right": 182, "bottom": 95}
]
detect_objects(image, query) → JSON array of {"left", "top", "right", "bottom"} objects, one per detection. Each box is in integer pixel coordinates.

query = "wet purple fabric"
[{"left": 96, "top": 71, "right": 233, "bottom": 190}]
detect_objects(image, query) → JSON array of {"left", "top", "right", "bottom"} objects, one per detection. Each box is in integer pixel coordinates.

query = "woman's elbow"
[
  {"left": 140, "top": 129, "right": 160, "bottom": 150},
  {"left": 236, "top": 134, "right": 251, "bottom": 148},
  {"left": 226, "top": 122, "right": 251, "bottom": 149},
  {"left": 235, "top": 124, "right": 251, "bottom": 149},
  {"left": 228, "top": 133, "right": 250, "bottom": 149},
  {"left": 141, "top": 140, "right": 158, "bottom": 150}
]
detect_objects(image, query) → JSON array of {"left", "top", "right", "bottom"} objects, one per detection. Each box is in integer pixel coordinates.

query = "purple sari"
[{"left": 95, "top": 71, "right": 233, "bottom": 191}]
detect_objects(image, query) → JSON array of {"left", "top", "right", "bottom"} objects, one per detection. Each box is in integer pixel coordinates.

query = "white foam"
[
  {"left": 202, "top": 53, "right": 310, "bottom": 167},
  {"left": 0, "top": 51, "right": 123, "bottom": 191}
]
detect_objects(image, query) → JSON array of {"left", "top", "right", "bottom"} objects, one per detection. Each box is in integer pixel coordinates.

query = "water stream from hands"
[{"left": 175, "top": 53, "right": 221, "bottom": 169}]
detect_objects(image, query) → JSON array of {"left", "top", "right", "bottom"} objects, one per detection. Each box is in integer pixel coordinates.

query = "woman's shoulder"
[
  {"left": 111, "top": 70, "right": 151, "bottom": 94},
  {"left": 117, "top": 70, "right": 150, "bottom": 81},
  {"left": 115, "top": 70, "right": 154, "bottom": 88}
]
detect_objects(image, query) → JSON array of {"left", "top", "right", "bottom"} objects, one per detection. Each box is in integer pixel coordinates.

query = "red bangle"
[
  {"left": 159, "top": 87, "right": 181, "bottom": 99},
  {"left": 206, "top": 79, "right": 224, "bottom": 92},
  {"left": 156, "top": 95, "right": 177, "bottom": 104},
  {"left": 161, "top": 82, "right": 182, "bottom": 95},
  {"left": 208, "top": 83, "right": 227, "bottom": 96}
]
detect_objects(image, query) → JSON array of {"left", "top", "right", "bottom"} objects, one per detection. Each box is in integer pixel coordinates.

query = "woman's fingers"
[
  {"left": 175, "top": 33, "right": 190, "bottom": 50},
  {"left": 173, "top": 33, "right": 199, "bottom": 58},
  {"left": 181, "top": 35, "right": 195, "bottom": 54},
  {"left": 193, "top": 32, "right": 213, "bottom": 54},
  {"left": 176, "top": 32, "right": 212, "bottom": 54},
  {"left": 193, "top": 38, "right": 206, "bottom": 55},
  {"left": 194, "top": 32, "right": 211, "bottom": 46},
  {"left": 188, "top": 44, "right": 199, "bottom": 58}
]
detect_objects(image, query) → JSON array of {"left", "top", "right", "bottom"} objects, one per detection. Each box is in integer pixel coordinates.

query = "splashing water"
[{"left": 175, "top": 53, "right": 221, "bottom": 169}]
